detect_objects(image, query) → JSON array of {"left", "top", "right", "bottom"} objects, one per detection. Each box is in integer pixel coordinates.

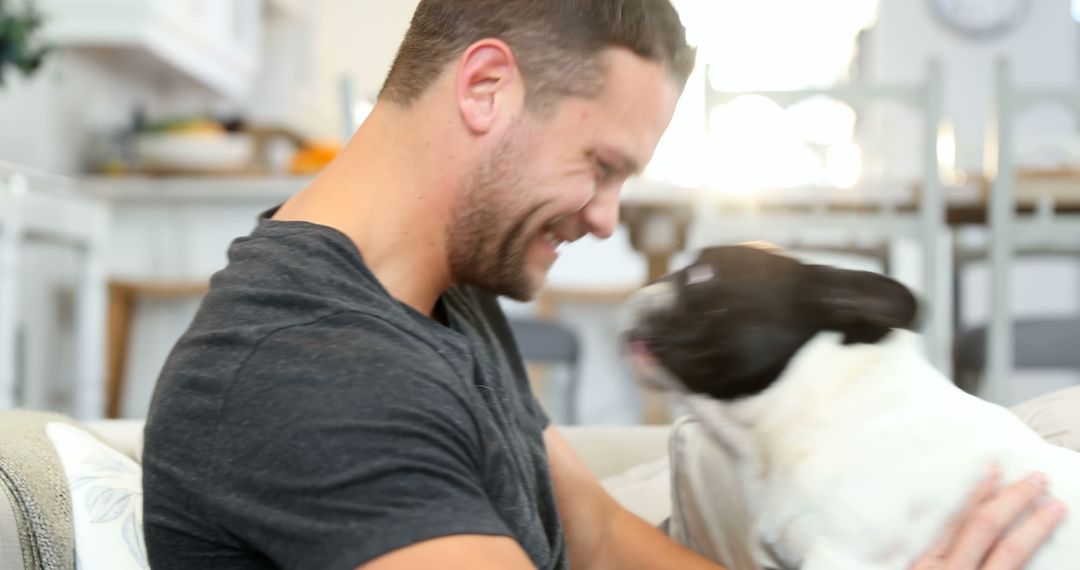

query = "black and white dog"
[{"left": 624, "top": 243, "right": 1078, "bottom": 570}]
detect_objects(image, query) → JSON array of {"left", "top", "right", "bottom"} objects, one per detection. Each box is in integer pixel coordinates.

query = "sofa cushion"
[
  {"left": 560, "top": 425, "right": 670, "bottom": 479},
  {"left": 46, "top": 422, "right": 147, "bottom": 570},
  {"left": 600, "top": 456, "right": 671, "bottom": 526},
  {"left": 1010, "top": 385, "right": 1080, "bottom": 452}
]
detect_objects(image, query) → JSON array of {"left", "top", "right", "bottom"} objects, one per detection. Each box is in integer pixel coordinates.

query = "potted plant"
[{"left": 0, "top": 0, "right": 49, "bottom": 87}]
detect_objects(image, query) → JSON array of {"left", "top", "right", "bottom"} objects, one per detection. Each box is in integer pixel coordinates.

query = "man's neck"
[{"left": 272, "top": 102, "right": 463, "bottom": 316}]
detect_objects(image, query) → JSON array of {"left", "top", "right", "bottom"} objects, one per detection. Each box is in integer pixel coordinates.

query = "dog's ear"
[{"left": 804, "top": 266, "right": 920, "bottom": 343}]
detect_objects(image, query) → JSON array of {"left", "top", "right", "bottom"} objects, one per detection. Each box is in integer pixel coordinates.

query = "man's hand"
[{"left": 912, "top": 469, "right": 1067, "bottom": 569}]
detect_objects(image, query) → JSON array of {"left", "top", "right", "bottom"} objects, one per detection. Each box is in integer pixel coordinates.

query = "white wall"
[
  {"left": 865, "top": 0, "right": 1078, "bottom": 173},
  {"left": 866, "top": 1, "right": 1080, "bottom": 402},
  {"left": 0, "top": 0, "right": 421, "bottom": 173},
  {"left": 246, "top": 0, "right": 420, "bottom": 139},
  {"left": 0, "top": 51, "right": 221, "bottom": 174},
  {"left": 314, "top": 0, "right": 418, "bottom": 105}
]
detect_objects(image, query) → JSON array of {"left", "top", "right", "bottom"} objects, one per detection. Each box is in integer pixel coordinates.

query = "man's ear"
[{"left": 456, "top": 39, "right": 523, "bottom": 135}]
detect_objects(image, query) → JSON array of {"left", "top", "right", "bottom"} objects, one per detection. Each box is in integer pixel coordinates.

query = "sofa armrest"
[
  {"left": 558, "top": 424, "right": 671, "bottom": 480},
  {"left": 85, "top": 420, "right": 145, "bottom": 463}
]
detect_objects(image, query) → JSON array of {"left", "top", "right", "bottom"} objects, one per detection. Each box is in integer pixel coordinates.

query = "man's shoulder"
[
  {"left": 153, "top": 307, "right": 475, "bottom": 431},
  {"left": 244, "top": 309, "right": 469, "bottom": 378},
  {"left": 146, "top": 307, "right": 485, "bottom": 471}
]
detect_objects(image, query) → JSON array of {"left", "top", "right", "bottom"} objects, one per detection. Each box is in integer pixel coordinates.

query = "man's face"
[{"left": 448, "top": 48, "right": 681, "bottom": 301}]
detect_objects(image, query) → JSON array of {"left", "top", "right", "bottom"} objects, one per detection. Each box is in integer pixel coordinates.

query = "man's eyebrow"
[{"left": 597, "top": 147, "right": 641, "bottom": 176}]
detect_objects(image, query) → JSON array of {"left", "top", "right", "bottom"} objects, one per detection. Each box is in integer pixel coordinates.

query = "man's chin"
[
  {"left": 500, "top": 280, "right": 545, "bottom": 302},
  {"left": 456, "top": 257, "right": 550, "bottom": 301},
  {"left": 498, "top": 268, "right": 547, "bottom": 302}
]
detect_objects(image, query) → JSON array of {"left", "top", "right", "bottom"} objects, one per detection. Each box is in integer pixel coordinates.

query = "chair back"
[
  {"left": 507, "top": 318, "right": 581, "bottom": 424},
  {"left": 954, "top": 318, "right": 1080, "bottom": 393}
]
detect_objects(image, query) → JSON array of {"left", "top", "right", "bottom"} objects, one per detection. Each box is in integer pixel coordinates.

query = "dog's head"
[{"left": 624, "top": 243, "right": 919, "bottom": 400}]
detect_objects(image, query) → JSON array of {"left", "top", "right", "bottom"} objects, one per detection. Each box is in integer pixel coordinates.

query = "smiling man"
[{"left": 142, "top": 1, "right": 1062, "bottom": 569}]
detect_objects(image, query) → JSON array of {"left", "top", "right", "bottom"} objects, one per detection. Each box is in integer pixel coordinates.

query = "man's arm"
[
  {"left": 543, "top": 426, "right": 728, "bottom": 570},
  {"left": 359, "top": 535, "right": 535, "bottom": 569}
]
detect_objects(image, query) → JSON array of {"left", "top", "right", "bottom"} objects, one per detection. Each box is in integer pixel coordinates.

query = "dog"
[{"left": 623, "top": 243, "right": 1078, "bottom": 570}]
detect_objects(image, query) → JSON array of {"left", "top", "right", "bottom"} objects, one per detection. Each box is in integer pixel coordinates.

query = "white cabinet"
[
  {"left": 0, "top": 163, "right": 109, "bottom": 419},
  {"left": 87, "top": 176, "right": 302, "bottom": 280},
  {"left": 84, "top": 176, "right": 305, "bottom": 417},
  {"left": 40, "top": 0, "right": 264, "bottom": 98}
]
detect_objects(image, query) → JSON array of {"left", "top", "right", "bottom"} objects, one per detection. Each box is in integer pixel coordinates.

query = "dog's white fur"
[{"left": 661, "top": 330, "right": 1079, "bottom": 570}]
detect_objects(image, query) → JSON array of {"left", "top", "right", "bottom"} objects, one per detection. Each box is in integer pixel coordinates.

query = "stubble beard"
[{"left": 448, "top": 130, "right": 552, "bottom": 301}]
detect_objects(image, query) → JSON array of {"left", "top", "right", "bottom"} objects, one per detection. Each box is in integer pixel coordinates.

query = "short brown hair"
[{"left": 379, "top": 0, "right": 696, "bottom": 112}]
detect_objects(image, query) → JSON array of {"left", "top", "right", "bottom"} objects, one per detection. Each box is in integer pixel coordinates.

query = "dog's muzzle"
[
  {"left": 619, "top": 280, "right": 687, "bottom": 392},
  {"left": 619, "top": 280, "right": 676, "bottom": 341}
]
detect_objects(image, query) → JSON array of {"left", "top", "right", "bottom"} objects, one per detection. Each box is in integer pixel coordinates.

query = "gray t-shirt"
[{"left": 143, "top": 217, "right": 567, "bottom": 569}]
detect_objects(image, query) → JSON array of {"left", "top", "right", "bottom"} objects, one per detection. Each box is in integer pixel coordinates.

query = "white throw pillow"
[
  {"left": 46, "top": 422, "right": 147, "bottom": 570},
  {"left": 1010, "top": 385, "right": 1080, "bottom": 452}
]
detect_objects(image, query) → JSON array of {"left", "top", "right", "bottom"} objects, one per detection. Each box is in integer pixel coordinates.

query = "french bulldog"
[{"left": 624, "top": 243, "right": 1078, "bottom": 570}]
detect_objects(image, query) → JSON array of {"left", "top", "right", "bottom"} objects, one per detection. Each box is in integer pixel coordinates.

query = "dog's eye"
[{"left": 685, "top": 264, "right": 715, "bottom": 286}]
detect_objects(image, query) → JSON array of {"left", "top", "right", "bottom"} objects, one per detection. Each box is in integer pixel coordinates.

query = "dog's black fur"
[{"left": 630, "top": 244, "right": 920, "bottom": 400}]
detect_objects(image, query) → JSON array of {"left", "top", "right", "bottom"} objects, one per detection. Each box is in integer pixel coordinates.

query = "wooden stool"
[{"left": 106, "top": 280, "right": 209, "bottom": 418}]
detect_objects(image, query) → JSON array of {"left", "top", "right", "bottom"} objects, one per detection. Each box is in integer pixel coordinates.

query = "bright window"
[{"left": 645, "top": 0, "right": 881, "bottom": 191}]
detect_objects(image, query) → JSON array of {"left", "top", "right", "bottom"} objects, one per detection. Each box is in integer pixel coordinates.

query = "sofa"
[
  {"left": 0, "top": 413, "right": 675, "bottom": 570},
  {"left": 1, "top": 385, "right": 1078, "bottom": 570}
]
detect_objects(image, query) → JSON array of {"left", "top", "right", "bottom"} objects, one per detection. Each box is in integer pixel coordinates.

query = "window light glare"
[
  {"left": 937, "top": 120, "right": 959, "bottom": 187},
  {"left": 826, "top": 142, "right": 864, "bottom": 189}
]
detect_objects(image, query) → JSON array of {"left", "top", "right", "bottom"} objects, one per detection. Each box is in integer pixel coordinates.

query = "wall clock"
[{"left": 929, "top": 0, "right": 1033, "bottom": 39}]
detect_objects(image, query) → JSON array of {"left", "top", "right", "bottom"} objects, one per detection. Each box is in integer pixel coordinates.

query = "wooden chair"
[{"left": 106, "top": 280, "right": 208, "bottom": 418}]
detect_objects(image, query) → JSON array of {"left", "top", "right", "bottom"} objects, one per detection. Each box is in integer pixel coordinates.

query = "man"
[{"left": 143, "top": 1, "right": 1064, "bottom": 568}]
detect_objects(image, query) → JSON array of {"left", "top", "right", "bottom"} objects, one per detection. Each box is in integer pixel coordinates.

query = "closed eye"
[{"left": 595, "top": 159, "right": 616, "bottom": 181}]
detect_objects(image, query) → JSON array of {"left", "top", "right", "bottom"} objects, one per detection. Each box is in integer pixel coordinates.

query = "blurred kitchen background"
[{"left": 2, "top": 0, "right": 1080, "bottom": 425}]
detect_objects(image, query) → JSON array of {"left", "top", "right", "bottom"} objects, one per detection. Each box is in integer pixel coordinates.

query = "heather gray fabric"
[
  {"left": 143, "top": 217, "right": 565, "bottom": 570},
  {"left": 0, "top": 411, "right": 75, "bottom": 570},
  {"left": 0, "top": 468, "right": 28, "bottom": 570},
  {"left": 667, "top": 412, "right": 764, "bottom": 570}
]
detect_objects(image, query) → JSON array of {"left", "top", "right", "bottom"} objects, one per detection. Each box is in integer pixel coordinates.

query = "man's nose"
[{"left": 581, "top": 187, "right": 620, "bottom": 239}]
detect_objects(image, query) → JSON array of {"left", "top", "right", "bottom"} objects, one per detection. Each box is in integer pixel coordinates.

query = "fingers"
[
  {"left": 944, "top": 472, "right": 1060, "bottom": 570},
  {"left": 981, "top": 499, "right": 1067, "bottom": 570},
  {"left": 918, "top": 468, "right": 1002, "bottom": 563}
]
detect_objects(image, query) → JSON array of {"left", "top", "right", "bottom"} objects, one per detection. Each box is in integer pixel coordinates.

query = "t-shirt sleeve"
[{"left": 205, "top": 314, "right": 513, "bottom": 570}]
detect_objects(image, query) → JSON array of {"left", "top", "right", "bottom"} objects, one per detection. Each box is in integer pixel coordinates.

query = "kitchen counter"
[{"left": 81, "top": 175, "right": 313, "bottom": 203}]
